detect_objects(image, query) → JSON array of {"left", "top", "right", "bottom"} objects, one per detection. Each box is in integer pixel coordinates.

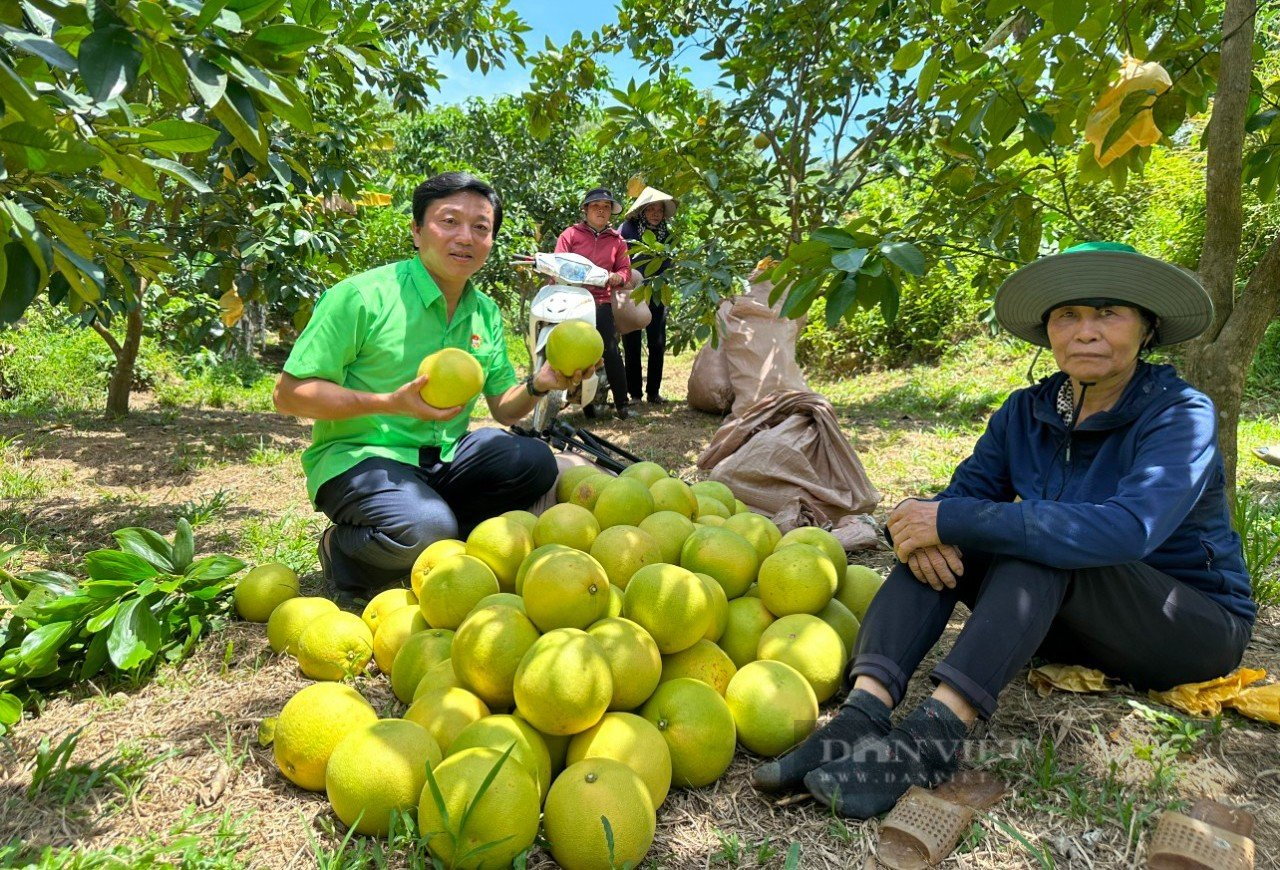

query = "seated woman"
[{"left": 752, "top": 241, "right": 1256, "bottom": 819}]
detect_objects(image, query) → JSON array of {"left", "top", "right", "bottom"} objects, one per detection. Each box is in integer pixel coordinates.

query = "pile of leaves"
[{"left": 0, "top": 520, "right": 245, "bottom": 735}]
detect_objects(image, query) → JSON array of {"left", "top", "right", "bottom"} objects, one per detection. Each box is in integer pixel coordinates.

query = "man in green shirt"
[{"left": 274, "top": 172, "right": 581, "bottom": 607}]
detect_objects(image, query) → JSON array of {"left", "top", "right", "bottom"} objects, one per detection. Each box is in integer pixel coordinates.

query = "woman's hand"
[
  {"left": 906, "top": 544, "right": 964, "bottom": 591},
  {"left": 383, "top": 375, "right": 466, "bottom": 422},
  {"left": 887, "top": 498, "right": 943, "bottom": 561},
  {"left": 607, "top": 271, "right": 625, "bottom": 287}
]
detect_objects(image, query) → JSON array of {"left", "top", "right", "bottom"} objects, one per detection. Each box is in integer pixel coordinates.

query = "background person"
[
  {"left": 752, "top": 242, "right": 1255, "bottom": 820},
  {"left": 274, "top": 172, "right": 583, "bottom": 609},
  {"left": 619, "top": 186, "right": 678, "bottom": 405},
  {"left": 554, "top": 187, "right": 632, "bottom": 420}
]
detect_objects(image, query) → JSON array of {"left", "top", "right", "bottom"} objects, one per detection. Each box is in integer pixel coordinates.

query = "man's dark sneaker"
[
  {"left": 615, "top": 405, "right": 632, "bottom": 420},
  {"left": 318, "top": 526, "right": 366, "bottom": 614},
  {"left": 583, "top": 403, "right": 599, "bottom": 419},
  {"left": 646, "top": 395, "right": 668, "bottom": 405}
]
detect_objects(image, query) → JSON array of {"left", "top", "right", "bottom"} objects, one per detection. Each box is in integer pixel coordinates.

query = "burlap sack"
[
  {"left": 698, "top": 390, "right": 880, "bottom": 530},
  {"left": 613, "top": 288, "right": 652, "bottom": 336},
  {"left": 723, "top": 279, "right": 807, "bottom": 418}
]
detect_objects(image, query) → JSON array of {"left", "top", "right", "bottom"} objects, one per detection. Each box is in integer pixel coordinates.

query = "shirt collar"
[{"left": 408, "top": 255, "right": 477, "bottom": 325}]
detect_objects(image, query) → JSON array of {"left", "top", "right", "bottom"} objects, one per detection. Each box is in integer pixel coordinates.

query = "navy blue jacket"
[{"left": 935, "top": 362, "right": 1255, "bottom": 623}]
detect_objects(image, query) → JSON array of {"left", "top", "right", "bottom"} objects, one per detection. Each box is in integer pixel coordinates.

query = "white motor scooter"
[{"left": 513, "top": 252, "right": 608, "bottom": 433}]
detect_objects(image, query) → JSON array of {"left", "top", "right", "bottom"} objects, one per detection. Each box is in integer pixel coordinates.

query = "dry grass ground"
[{"left": 2, "top": 339, "right": 1278, "bottom": 868}]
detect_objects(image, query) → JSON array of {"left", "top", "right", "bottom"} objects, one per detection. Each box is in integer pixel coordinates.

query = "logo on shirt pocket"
[{"left": 471, "top": 333, "right": 482, "bottom": 349}]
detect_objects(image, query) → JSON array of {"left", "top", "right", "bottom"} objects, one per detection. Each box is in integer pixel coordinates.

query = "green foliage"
[
  {"left": 0, "top": 521, "right": 246, "bottom": 732},
  {"left": 1230, "top": 487, "right": 1280, "bottom": 606}
]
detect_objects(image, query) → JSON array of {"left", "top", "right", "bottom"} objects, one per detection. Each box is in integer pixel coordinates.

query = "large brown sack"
[
  {"left": 613, "top": 274, "right": 652, "bottom": 336},
  {"left": 723, "top": 279, "right": 807, "bottom": 418},
  {"left": 686, "top": 299, "right": 735, "bottom": 414},
  {"left": 698, "top": 390, "right": 880, "bottom": 528}
]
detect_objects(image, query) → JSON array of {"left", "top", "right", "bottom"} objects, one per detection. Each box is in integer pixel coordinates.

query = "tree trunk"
[
  {"left": 1179, "top": 0, "right": 1257, "bottom": 499},
  {"left": 104, "top": 305, "right": 144, "bottom": 418}
]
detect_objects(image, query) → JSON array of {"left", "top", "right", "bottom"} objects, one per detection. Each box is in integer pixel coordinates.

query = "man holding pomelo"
[{"left": 274, "top": 172, "right": 596, "bottom": 608}]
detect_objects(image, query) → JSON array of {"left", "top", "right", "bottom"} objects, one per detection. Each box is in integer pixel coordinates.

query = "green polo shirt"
[{"left": 284, "top": 256, "right": 519, "bottom": 505}]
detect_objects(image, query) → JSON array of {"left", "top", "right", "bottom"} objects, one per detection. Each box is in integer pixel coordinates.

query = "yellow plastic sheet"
[
  {"left": 1150, "top": 668, "right": 1280, "bottom": 725},
  {"left": 1027, "top": 663, "right": 1112, "bottom": 697},
  {"left": 1084, "top": 56, "right": 1172, "bottom": 166}
]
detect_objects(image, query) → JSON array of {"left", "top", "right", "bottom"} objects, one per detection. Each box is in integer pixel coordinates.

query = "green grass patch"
[{"left": 231, "top": 511, "right": 325, "bottom": 575}]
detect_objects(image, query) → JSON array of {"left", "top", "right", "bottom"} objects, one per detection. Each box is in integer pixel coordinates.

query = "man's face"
[
  {"left": 411, "top": 191, "right": 495, "bottom": 288},
  {"left": 584, "top": 200, "right": 613, "bottom": 230}
]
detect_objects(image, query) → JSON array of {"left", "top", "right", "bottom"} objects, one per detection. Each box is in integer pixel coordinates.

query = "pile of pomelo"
[{"left": 237, "top": 462, "right": 885, "bottom": 869}]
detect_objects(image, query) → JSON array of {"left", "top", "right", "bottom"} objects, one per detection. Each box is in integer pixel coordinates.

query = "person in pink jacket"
[{"left": 554, "top": 187, "right": 633, "bottom": 420}]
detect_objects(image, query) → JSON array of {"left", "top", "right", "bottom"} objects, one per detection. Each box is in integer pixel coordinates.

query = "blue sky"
[{"left": 430, "top": 1, "right": 719, "bottom": 105}]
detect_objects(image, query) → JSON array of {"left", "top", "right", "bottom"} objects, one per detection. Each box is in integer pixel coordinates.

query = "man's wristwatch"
[{"left": 524, "top": 374, "right": 550, "bottom": 397}]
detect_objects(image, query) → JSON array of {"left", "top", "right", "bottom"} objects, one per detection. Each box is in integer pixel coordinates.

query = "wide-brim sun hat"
[
  {"left": 581, "top": 187, "right": 622, "bottom": 215},
  {"left": 994, "top": 241, "right": 1213, "bottom": 348},
  {"left": 625, "top": 186, "right": 678, "bottom": 221}
]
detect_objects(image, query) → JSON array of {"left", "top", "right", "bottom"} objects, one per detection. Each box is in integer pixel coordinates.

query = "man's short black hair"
[{"left": 411, "top": 172, "right": 503, "bottom": 238}]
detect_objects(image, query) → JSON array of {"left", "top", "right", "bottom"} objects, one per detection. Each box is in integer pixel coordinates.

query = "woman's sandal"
[
  {"left": 1148, "top": 798, "right": 1254, "bottom": 870},
  {"left": 863, "top": 770, "right": 1007, "bottom": 870}
]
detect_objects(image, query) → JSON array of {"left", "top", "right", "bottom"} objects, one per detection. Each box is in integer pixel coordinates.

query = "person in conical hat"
[
  {"left": 619, "top": 187, "right": 679, "bottom": 404},
  {"left": 751, "top": 242, "right": 1254, "bottom": 823}
]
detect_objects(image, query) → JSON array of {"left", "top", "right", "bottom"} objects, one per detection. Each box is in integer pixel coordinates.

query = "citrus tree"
[{"left": 0, "top": 0, "right": 528, "bottom": 415}]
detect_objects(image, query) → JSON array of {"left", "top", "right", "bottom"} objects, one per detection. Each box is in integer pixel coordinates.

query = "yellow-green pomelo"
[
  {"left": 743, "top": 582, "right": 760, "bottom": 598},
  {"left": 586, "top": 617, "right": 662, "bottom": 711},
  {"left": 390, "top": 628, "right": 455, "bottom": 705},
  {"left": 273, "top": 683, "right": 377, "bottom": 791},
  {"left": 557, "top": 464, "right": 604, "bottom": 504},
  {"left": 297, "top": 612, "right": 374, "bottom": 681},
  {"left": 515, "top": 543, "right": 572, "bottom": 595},
  {"left": 234, "top": 563, "right": 299, "bottom": 622},
  {"left": 837, "top": 564, "right": 885, "bottom": 622},
  {"left": 695, "top": 496, "right": 730, "bottom": 520},
  {"left": 660, "top": 639, "right": 737, "bottom": 696},
  {"left": 513, "top": 709, "right": 571, "bottom": 776},
  {"left": 695, "top": 573, "right": 729, "bottom": 642},
  {"left": 757, "top": 614, "right": 845, "bottom": 703},
  {"left": 513, "top": 628, "right": 613, "bottom": 735},
  {"left": 622, "top": 563, "right": 711, "bottom": 654},
  {"left": 567, "top": 472, "right": 613, "bottom": 511},
  {"left": 372, "top": 604, "right": 429, "bottom": 674},
  {"left": 419, "top": 747, "right": 540, "bottom": 869},
  {"left": 690, "top": 480, "right": 736, "bottom": 512},
  {"left": 723, "top": 512, "right": 782, "bottom": 563},
  {"left": 532, "top": 502, "right": 600, "bottom": 551},
  {"left": 404, "top": 685, "right": 490, "bottom": 753},
  {"left": 640, "top": 678, "right": 736, "bottom": 787},
  {"left": 546, "top": 320, "right": 605, "bottom": 376},
  {"left": 606, "top": 584, "right": 624, "bottom": 617},
  {"left": 619, "top": 461, "right": 668, "bottom": 487},
  {"left": 776, "top": 526, "right": 846, "bottom": 578},
  {"left": 817, "top": 598, "right": 861, "bottom": 659},
  {"left": 449, "top": 714, "right": 553, "bottom": 802},
  {"left": 544, "top": 758, "right": 656, "bottom": 870},
  {"left": 325, "top": 718, "right": 441, "bottom": 835},
  {"left": 418, "top": 554, "right": 500, "bottom": 629},
  {"left": 680, "top": 526, "right": 759, "bottom": 599},
  {"left": 412, "top": 657, "right": 462, "bottom": 700},
  {"left": 522, "top": 549, "right": 610, "bottom": 632},
  {"left": 719, "top": 597, "right": 776, "bottom": 668},
  {"left": 361, "top": 587, "right": 418, "bottom": 635},
  {"left": 590, "top": 525, "right": 662, "bottom": 590},
  {"left": 501, "top": 509, "right": 538, "bottom": 532},
  {"left": 452, "top": 605, "right": 541, "bottom": 709},
  {"left": 637, "top": 511, "right": 697, "bottom": 563},
  {"left": 698, "top": 514, "right": 726, "bottom": 527},
  {"left": 267, "top": 596, "right": 338, "bottom": 655},
  {"left": 566, "top": 712, "right": 672, "bottom": 808},
  {"left": 410, "top": 538, "right": 467, "bottom": 598},
  {"left": 593, "top": 477, "right": 655, "bottom": 529},
  {"left": 465, "top": 517, "right": 533, "bottom": 594},
  {"left": 724, "top": 660, "right": 818, "bottom": 757},
  {"left": 734, "top": 499, "right": 750, "bottom": 514},
  {"left": 757, "top": 543, "right": 837, "bottom": 616},
  {"left": 648, "top": 477, "right": 697, "bottom": 519},
  {"left": 418, "top": 347, "right": 483, "bottom": 408},
  {"left": 466, "top": 592, "right": 525, "bottom": 619}
]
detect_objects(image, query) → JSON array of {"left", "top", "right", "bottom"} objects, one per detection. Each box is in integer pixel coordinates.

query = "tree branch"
[{"left": 90, "top": 320, "right": 123, "bottom": 358}]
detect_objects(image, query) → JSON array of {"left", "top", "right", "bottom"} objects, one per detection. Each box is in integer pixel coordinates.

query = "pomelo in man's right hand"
[
  {"left": 417, "top": 347, "right": 484, "bottom": 409},
  {"left": 546, "top": 321, "right": 603, "bottom": 377}
]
